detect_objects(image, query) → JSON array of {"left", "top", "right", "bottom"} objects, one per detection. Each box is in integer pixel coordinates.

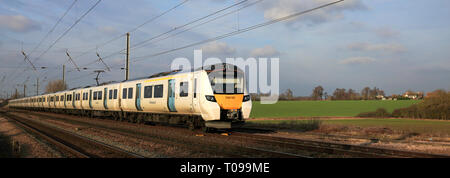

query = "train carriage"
[{"left": 8, "top": 63, "right": 252, "bottom": 131}]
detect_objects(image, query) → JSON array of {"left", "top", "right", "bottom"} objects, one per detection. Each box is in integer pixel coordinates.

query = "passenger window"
[
  {"left": 93, "top": 92, "right": 97, "bottom": 100},
  {"left": 123, "top": 88, "right": 127, "bottom": 99},
  {"left": 98, "top": 91, "right": 102, "bottom": 100},
  {"left": 114, "top": 89, "right": 118, "bottom": 99},
  {"left": 144, "top": 86, "right": 153, "bottom": 98},
  {"left": 180, "top": 82, "right": 188, "bottom": 97},
  {"left": 154, "top": 85, "right": 163, "bottom": 98},
  {"left": 128, "top": 88, "right": 133, "bottom": 99},
  {"left": 109, "top": 90, "right": 113, "bottom": 100}
]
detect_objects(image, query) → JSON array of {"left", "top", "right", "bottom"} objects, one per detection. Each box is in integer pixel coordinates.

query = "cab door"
[{"left": 167, "top": 79, "right": 177, "bottom": 112}]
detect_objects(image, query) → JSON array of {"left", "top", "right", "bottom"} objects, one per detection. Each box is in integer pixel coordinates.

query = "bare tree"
[
  {"left": 361, "top": 87, "right": 370, "bottom": 100},
  {"left": 279, "top": 89, "right": 294, "bottom": 100},
  {"left": 312, "top": 85, "right": 324, "bottom": 100},
  {"left": 332, "top": 88, "right": 347, "bottom": 100},
  {"left": 45, "top": 80, "right": 68, "bottom": 93}
]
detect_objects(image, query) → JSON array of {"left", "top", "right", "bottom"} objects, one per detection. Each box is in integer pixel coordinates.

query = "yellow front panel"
[{"left": 214, "top": 94, "right": 244, "bottom": 110}]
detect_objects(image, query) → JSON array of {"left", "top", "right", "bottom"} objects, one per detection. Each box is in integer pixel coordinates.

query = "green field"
[
  {"left": 246, "top": 118, "right": 450, "bottom": 134},
  {"left": 250, "top": 100, "right": 420, "bottom": 118}
]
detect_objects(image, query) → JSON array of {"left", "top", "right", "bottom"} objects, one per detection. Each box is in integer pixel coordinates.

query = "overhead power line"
[
  {"left": 33, "top": 0, "right": 102, "bottom": 63},
  {"left": 29, "top": 0, "right": 78, "bottom": 57},
  {"left": 66, "top": 50, "right": 81, "bottom": 72},
  {"left": 130, "top": 0, "right": 345, "bottom": 62},
  {"left": 134, "top": 0, "right": 264, "bottom": 51},
  {"left": 73, "top": 0, "right": 250, "bottom": 71},
  {"left": 130, "top": 0, "right": 249, "bottom": 50},
  {"left": 1, "top": 0, "right": 78, "bottom": 92},
  {"left": 71, "top": 0, "right": 190, "bottom": 63}
]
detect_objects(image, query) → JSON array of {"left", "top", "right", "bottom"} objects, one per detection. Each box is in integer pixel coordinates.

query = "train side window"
[
  {"left": 93, "top": 92, "right": 98, "bottom": 100},
  {"left": 144, "top": 86, "right": 153, "bottom": 98},
  {"left": 109, "top": 90, "right": 113, "bottom": 100},
  {"left": 98, "top": 91, "right": 102, "bottom": 100},
  {"left": 154, "top": 85, "right": 163, "bottom": 98},
  {"left": 123, "top": 88, "right": 127, "bottom": 99},
  {"left": 128, "top": 88, "right": 133, "bottom": 99},
  {"left": 180, "top": 82, "right": 188, "bottom": 97},
  {"left": 114, "top": 89, "right": 118, "bottom": 99}
]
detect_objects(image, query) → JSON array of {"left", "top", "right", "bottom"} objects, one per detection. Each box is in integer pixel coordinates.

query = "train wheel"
[
  {"left": 202, "top": 126, "right": 211, "bottom": 133},
  {"left": 187, "top": 121, "right": 195, "bottom": 131}
]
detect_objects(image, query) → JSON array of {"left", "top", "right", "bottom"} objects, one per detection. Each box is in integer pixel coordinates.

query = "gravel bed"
[{"left": 0, "top": 116, "right": 62, "bottom": 158}]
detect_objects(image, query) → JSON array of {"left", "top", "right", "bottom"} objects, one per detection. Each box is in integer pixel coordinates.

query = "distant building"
[
  {"left": 376, "top": 95, "right": 386, "bottom": 100},
  {"left": 403, "top": 91, "right": 423, "bottom": 100}
]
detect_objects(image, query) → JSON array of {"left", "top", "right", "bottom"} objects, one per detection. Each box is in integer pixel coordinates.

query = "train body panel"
[{"left": 8, "top": 63, "right": 253, "bottom": 130}]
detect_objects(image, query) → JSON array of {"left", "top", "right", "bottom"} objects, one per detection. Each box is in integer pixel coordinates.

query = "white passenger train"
[{"left": 8, "top": 63, "right": 252, "bottom": 131}]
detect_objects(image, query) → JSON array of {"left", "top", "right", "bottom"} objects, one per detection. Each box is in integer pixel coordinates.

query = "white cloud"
[
  {"left": 0, "top": 15, "right": 40, "bottom": 32},
  {"left": 339, "top": 57, "right": 375, "bottom": 65},
  {"left": 250, "top": 46, "right": 280, "bottom": 57},
  {"left": 98, "top": 26, "right": 118, "bottom": 34},
  {"left": 347, "top": 42, "right": 406, "bottom": 53},
  {"left": 374, "top": 27, "right": 400, "bottom": 38},
  {"left": 201, "top": 41, "right": 236, "bottom": 56},
  {"left": 262, "top": 0, "right": 367, "bottom": 27}
]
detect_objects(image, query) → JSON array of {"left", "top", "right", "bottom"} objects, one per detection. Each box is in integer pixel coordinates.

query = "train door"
[
  {"left": 72, "top": 92, "right": 76, "bottom": 108},
  {"left": 135, "top": 83, "right": 143, "bottom": 111},
  {"left": 103, "top": 87, "right": 108, "bottom": 109},
  {"left": 64, "top": 94, "right": 66, "bottom": 108},
  {"left": 192, "top": 77, "right": 198, "bottom": 112},
  {"left": 89, "top": 89, "right": 93, "bottom": 109},
  {"left": 167, "top": 79, "right": 177, "bottom": 112}
]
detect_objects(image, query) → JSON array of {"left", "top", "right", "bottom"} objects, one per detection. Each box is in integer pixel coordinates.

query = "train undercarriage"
[{"left": 12, "top": 107, "right": 244, "bottom": 132}]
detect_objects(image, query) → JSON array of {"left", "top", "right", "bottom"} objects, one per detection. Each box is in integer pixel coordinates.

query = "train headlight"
[
  {"left": 205, "top": 95, "right": 216, "bottom": 102},
  {"left": 243, "top": 95, "right": 251, "bottom": 102}
]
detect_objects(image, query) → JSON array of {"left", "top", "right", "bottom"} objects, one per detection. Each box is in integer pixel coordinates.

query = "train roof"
[{"left": 10, "top": 63, "right": 243, "bottom": 99}]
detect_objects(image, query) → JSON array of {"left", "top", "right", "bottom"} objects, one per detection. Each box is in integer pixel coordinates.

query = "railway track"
[
  {"left": 6, "top": 109, "right": 448, "bottom": 158},
  {"left": 231, "top": 128, "right": 450, "bottom": 158},
  {"left": 6, "top": 109, "right": 308, "bottom": 158},
  {"left": 0, "top": 110, "right": 144, "bottom": 158}
]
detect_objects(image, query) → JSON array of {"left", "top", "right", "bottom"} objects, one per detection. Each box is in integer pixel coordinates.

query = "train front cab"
[{"left": 198, "top": 63, "right": 252, "bottom": 129}]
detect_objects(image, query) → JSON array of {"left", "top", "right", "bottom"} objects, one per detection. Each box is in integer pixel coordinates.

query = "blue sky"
[{"left": 0, "top": 0, "right": 449, "bottom": 97}]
